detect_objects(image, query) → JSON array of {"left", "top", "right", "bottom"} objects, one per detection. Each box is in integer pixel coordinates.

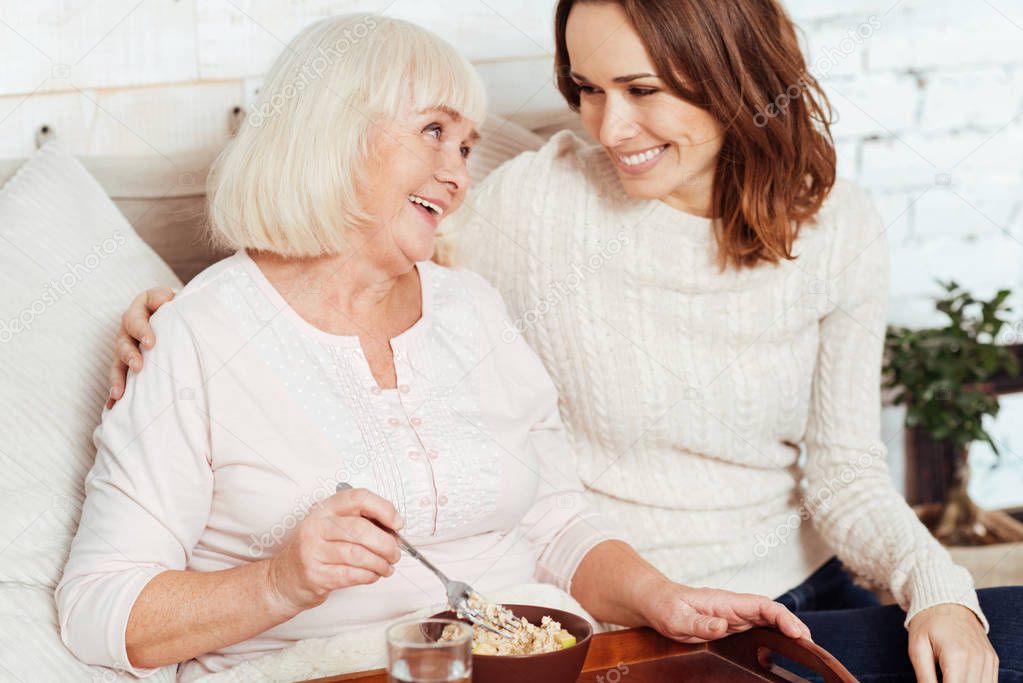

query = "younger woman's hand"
[
  {"left": 107, "top": 287, "right": 175, "bottom": 407},
  {"left": 643, "top": 581, "right": 812, "bottom": 643},
  {"left": 908, "top": 603, "right": 997, "bottom": 683}
]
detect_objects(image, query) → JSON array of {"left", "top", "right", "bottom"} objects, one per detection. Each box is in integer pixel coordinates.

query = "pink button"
[
  {"left": 398, "top": 384, "right": 410, "bottom": 394},
  {"left": 388, "top": 417, "right": 400, "bottom": 427},
  {"left": 419, "top": 497, "right": 430, "bottom": 507},
  {"left": 438, "top": 495, "right": 448, "bottom": 506},
  {"left": 427, "top": 449, "right": 438, "bottom": 460},
  {"left": 408, "top": 451, "right": 419, "bottom": 461},
  {"left": 410, "top": 417, "right": 422, "bottom": 427}
]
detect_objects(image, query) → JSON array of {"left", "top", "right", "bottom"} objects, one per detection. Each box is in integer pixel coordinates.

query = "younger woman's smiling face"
[{"left": 565, "top": 2, "right": 726, "bottom": 217}]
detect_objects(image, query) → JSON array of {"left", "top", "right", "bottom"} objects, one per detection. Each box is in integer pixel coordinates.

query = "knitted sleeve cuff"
[{"left": 903, "top": 563, "right": 989, "bottom": 632}]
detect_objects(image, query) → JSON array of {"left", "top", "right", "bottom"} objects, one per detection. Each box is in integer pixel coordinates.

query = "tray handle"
[{"left": 710, "top": 628, "right": 858, "bottom": 682}]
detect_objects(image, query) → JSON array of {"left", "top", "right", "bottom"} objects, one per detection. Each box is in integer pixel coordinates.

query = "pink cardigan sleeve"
[{"left": 55, "top": 303, "right": 213, "bottom": 676}]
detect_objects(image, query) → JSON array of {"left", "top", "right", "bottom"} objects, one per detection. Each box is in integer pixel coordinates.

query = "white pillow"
[
  {"left": 468, "top": 114, "right": 546, "bottom": 184},
  {"left": 0, "top": 141, "right": 180, "bottom": 681}
]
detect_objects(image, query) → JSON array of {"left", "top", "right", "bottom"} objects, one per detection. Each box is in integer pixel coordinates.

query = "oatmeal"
[{"left": 441, "top": 594, "right": 576, "bottom": 655}]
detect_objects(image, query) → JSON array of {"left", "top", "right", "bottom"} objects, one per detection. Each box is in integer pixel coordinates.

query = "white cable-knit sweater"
[{"left": 444, "top": 130, "right": 986, "bottom": 629}]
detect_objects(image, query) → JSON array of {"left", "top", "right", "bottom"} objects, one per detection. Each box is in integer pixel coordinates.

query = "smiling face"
[
  {"left": 565, "top": 2, "right": 726, "bottom": 217},
  {"left": 357, "top": 99, "right": 479, "bottom": 271}
]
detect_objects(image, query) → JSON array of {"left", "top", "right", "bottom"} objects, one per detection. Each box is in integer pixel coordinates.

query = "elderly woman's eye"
[
  {"left": 424, "top": 123, "right": 443, "bottom": 139},
  {"left": 460, "top": 145, "right": 472, "bottom": 159}
]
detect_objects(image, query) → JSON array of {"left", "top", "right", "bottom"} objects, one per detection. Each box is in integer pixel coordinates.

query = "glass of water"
[{"left": 387, "top": 618, "right": 472, "bottom": 683}]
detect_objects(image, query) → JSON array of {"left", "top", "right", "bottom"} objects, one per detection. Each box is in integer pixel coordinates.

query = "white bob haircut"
[{"left": 207, "top": 14, "right": 487, "bottom": 257}]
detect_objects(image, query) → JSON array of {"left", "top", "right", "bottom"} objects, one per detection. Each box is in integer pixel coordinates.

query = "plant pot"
[
  {"left": 904, "top": 428, "right": 964, "bottom": 506},
  {"left": 905, "top": 434, "right": 1005, "bottom": 546}
]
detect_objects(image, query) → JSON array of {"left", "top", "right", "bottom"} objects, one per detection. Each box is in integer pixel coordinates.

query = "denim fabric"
[{"left": 771, "top": 557, "right": 1023, "bottom": 682}]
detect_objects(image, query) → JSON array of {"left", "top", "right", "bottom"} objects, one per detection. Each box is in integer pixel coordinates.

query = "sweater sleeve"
[
  {"left": 54, "top": 302, "right": 214, "bottom": 674},
  {"left": 803, "top": 183, "right": 987, "bottom": 630},
  {"left": 460, "top": 268, "right": 629, "bottom": 593},
  {"left": 518, "top": 376, "right": 628, "bottom": 593}
]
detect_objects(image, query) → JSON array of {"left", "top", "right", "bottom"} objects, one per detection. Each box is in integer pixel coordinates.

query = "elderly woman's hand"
[
  {"left": 265, "top": 487, "right": 404, "bottom": 614},
  {"left": 642, "top": 580, "right": 812, "bottom": 643},
  {"left": 107, "top": 287, "right": 176, "bottom": 408}
]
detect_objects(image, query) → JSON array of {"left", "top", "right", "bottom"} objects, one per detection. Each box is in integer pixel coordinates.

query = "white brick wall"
[
  {"left": 788, "top": 0, "right": 1023, "bottom": 322},
  {"left": 787, "top": 0, "right": 1023, "bottom": 504},
  {"left": 1, "top": 0, "right": 1021, "bottom": 503}
]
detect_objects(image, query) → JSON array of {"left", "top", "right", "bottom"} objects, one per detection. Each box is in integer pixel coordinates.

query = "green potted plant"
[{"left": 884, "top": 281, "right": 1019, "bottom": 545}]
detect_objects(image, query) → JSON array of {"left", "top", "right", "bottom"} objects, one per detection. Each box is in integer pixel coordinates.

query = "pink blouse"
[{"left": 55, "top": 251, "right": 623, "bottom": 680}]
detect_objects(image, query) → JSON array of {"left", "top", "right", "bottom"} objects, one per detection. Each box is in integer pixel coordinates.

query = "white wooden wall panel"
[
  {"left": 0, "top": 4, "right": 55, "bottom": 95},
  {"left": 472, "top": 57, "right": 566, "bottom": 129},
  {"left": 0, "top": 0, "right": 198, "bottom": 96},
  {"left": 0, "top": 82, "right": 242, "bottom": 159},
  {"left": 195, "top": 0, "right": 553, "bottom": 80}
]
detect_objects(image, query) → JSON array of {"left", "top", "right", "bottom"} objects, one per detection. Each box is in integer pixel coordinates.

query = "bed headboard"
[{"left": 0, "top": 111, "right": 591, "bottom": 283}]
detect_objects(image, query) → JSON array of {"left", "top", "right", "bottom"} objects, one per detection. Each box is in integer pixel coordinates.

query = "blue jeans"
[{"left": 771, "top": 557, "right": 1023, "bottom": 682}]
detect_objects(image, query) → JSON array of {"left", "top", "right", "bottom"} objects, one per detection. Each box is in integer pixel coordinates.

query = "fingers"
[
  {"left": 121, "top": 290, "right": 164, "bottom": 351},
  {"left": 938, "top": 642, "right": 997, "bottom": 683},
  {"left": 664, "top": 612, "right": 728, "bottom": 642},
  {"left": 330, "top": 565, "right": 380, "bottom": 588},
  {"left": 108, "top": 355, "right": 129, "bottom": 404},
  {"left": 986, "top": 650, "right": 1000, "bottom": 683},
  {"left": 938, "top": 648, "right": 967, "bottom": 683},
  {"left": 681, "top": 589, "right": 812, "bottom": 642},
  {"left": 684, "top": 614, "right": 729, "bottom": 641},
  {"left": 322, "top": 516, "right": 400, "bottom": 564},
  {"left": 116, "top": 332, "right": 143, "bottom": 372},
  {"left": 317, "top": 539, "right": 396, "bottom": 578},
  {"left": 145, "top": 287, "right": 176, "bottom": 314},
  {"left": 131, "top": 287, "right": 173, "bottom": 346},
  {"left": 908, "top": 634, "right": 939, "bottom": 683},
  {"left": 325, "top": 487, "right": 404, "bottom": 530},
  {"left": 758, "top": 601, "right": 812, "bottom": 641}
]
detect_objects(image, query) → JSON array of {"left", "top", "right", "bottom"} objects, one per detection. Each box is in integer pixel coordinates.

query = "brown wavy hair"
[{"left": 554, "top": 0, "right": 837, "bottom": 270}]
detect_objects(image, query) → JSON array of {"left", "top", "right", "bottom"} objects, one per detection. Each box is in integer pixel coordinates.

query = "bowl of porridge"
[{"left": 430, "top": 603, "right": 593, "bottom": 683}]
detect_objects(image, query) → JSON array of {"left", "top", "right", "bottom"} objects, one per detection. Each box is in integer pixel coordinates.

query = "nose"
[
  {"left": 598, "top": 97, "right": 641, "bottom": 148},
  {"left": 435, "top": 146, "right": 470, "bottom": 196}
]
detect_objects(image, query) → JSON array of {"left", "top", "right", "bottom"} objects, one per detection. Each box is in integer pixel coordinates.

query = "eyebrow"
[
  {"left": 570, "top": 70, "right": 660, "bottom": 84},
  {"left": 421, "top": 106, "right": 482, "bottom": 143}
]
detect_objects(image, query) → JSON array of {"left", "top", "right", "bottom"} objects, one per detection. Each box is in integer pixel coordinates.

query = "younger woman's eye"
[
  {"left": 577, "top": 84, "right": 601, "bottom": 95},
  {"left": 629, "top": 87, "right": 659, "bottom": 97}
]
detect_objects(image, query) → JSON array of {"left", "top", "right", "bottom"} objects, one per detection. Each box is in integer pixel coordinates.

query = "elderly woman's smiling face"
[{"left": 358, "top": 100, "right": 479, "bottom": 270}]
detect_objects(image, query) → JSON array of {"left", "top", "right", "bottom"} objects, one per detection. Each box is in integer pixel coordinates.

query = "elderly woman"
[{"left": 56, "top": 15, "right": 808, "bottom": 681}]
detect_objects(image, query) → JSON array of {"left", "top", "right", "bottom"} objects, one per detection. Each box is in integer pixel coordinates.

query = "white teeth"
[
  {"left": 618, "top": 145, "right": 667, "bottom": 167},
  {"left": 408, "top": 194, "right": 444, "bottom": 216}
]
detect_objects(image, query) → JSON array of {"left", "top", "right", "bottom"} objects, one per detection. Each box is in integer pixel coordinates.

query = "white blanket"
[{"left": 192, "top": 583, "right": 599, "bottom": 683}]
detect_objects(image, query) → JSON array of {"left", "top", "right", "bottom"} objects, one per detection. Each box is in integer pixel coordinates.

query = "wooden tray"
[{"left": 299, "top": 627, "right": 858, "bottom": 682}]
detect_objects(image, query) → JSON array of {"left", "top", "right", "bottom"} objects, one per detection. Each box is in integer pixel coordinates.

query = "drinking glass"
[{"left": 386, "top": 618, "right": 472, "bottom": 683}]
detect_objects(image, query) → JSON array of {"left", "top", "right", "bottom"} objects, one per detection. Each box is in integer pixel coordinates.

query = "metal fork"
[{"left": 335, "top": 483, "right": 517, "bottom": 638}]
